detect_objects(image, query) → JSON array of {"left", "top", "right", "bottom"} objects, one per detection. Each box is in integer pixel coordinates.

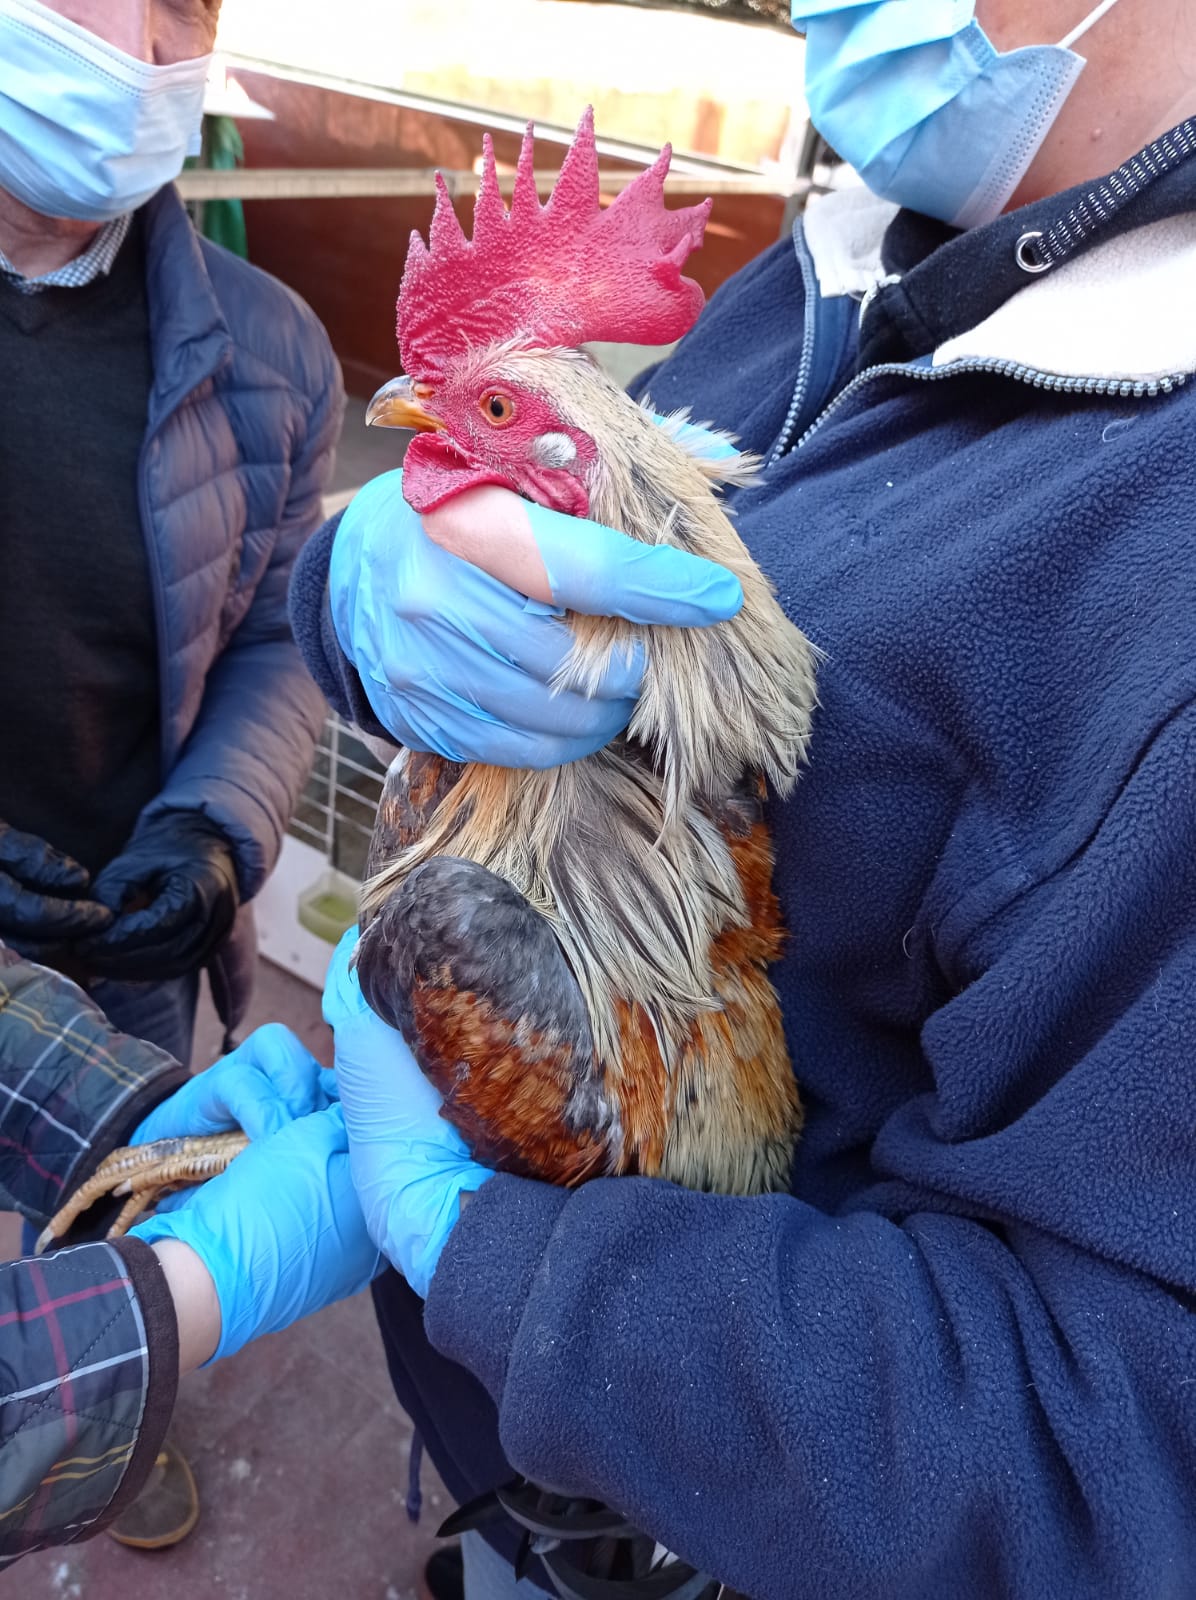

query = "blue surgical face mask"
[
  {"left": 0, "top": 0, "right": 211, "bottom": 223},
  {"left": 791, "top": 0, "right": 1123, "bottom": 228}
]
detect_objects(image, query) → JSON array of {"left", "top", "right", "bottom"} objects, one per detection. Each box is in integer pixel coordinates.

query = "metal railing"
[{"left": 175, "top": 165, "right": 811, "bottom": 203}]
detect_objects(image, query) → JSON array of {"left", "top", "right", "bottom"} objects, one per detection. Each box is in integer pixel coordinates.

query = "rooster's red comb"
[{"left": 397, "top": 107, "right": 712, "bottom": 380}]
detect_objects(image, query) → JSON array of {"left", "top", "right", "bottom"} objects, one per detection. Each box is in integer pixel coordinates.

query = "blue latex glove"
[
  {"left": 328, "top": 466, "right": 744, "bottom": 768},
  {"left": 132, "top": 1104, "right": 381, "bottom": 1361},
  {"left": 322, "top": 929, "right": 493, "bottom": 1297},
  {"left": 131, "top": 1023, "right": 336, "bottom": 1146}
]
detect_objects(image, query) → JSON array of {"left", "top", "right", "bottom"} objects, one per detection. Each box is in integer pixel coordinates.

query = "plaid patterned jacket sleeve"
[
  {"left": 0, "top": 945, "right": 188, "bottom": 1225},
  {"left": 0, "top": 1237, "right": 178, "bottom": 1565}
]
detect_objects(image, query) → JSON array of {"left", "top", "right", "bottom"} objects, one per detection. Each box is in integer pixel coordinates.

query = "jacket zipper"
[
  {"left": 768, "top": 221, "right": 822, "bottom": 468},
  {"left": 784, "top": 357, "right": 1189, "bottom": 456}
]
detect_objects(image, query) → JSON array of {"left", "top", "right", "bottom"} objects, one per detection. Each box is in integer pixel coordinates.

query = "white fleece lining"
[
  {"left": 802, "top": 183, "right": 899, "bottom": 300},
  {"left": 803, "top": 186, "right": 1196, "bottom": 384},
  {"left": 933, "top": 212, "right": 1196, "bottom": 381}
]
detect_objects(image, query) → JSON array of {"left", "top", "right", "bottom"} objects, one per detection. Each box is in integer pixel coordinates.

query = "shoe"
[
  {"left": 107, "top": 1438, "right": 199, "bottom": 1550},
  {"left": 420, "top": 1543, "right": 465, "bottom": 1600}
]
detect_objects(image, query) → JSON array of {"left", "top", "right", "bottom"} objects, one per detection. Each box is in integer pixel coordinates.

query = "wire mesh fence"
[{"left": 288, "top": 713, "right": 385, "bottom": 884}]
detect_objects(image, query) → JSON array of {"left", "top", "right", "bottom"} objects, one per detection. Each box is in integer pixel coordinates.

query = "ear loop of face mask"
[
  {"left": 982, "top": 0, "right": 1125, "bottom": 225},
  {"left": 1057, "top": 0, "right": 1123, "bottom": 50}
]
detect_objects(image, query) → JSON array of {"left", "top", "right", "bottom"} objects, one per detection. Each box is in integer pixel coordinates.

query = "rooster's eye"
[{"left": 479, "top": 391, "right": 516, "bottom": 427}]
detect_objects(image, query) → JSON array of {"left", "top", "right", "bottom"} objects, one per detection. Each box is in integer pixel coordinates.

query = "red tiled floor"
[{"left": 9, "top": 958, "right": 456, "bottom": 1600}]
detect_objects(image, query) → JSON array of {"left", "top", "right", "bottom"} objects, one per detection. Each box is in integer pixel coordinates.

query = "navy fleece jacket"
[{"left": 290, "top": 125, "right": 1196, "bottom": 1598}]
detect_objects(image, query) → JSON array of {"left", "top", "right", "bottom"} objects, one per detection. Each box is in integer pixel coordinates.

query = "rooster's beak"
[{"left": 365, "top": 375, "right": 445, "bottom": 432}]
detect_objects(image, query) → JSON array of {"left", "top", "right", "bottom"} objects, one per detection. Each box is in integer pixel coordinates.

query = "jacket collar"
[
  {"left": 140, "top": 183, "right": 232, "bottom": 431},
  {"left": 802, "top": 183, "right": 898, "bottom": 301},
  {"left": 804, "top": 118, "right": 1196, "bottom": 385},
  {"left": 932, "top": 212, "right": 1196, "bottom": 385}
]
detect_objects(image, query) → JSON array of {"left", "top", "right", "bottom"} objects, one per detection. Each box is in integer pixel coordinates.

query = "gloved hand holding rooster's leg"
[
  {"left": 133, "top": 1101, "right": 382, "bottom": 1368},
  {"left": 36, "top": 1022, "right": 337, "bottom": 1251}
]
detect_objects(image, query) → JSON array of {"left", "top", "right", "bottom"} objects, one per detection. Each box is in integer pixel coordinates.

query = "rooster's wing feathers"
[{"left": 356, "top": 855, "right": 614, "bottom": 1184}]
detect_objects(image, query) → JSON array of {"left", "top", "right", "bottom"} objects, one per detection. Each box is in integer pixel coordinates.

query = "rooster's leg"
[
  {"left": 356, "top": 855, "right": 615, "bottom": 1185},
  {"left": 35, "top": 1131, "right": 250, "bottom": 1254}
]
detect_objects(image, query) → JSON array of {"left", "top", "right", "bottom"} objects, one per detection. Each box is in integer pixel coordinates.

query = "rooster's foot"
[{"left": 35, "top": 1131, "right": 250, "bottom": 1254}]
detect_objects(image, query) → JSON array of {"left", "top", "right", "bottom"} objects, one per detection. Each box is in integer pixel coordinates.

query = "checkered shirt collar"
[{"left": 0, "top": 212, "right": 132, "bottom": 295}]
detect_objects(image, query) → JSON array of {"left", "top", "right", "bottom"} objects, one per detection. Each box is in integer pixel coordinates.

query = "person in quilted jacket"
[{"left": 0, "top": 0, "right": 340, "bottom": 1065}]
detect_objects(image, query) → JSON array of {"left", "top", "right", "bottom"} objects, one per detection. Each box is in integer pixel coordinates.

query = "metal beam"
[
  {"left": 175, "top": 166, "right": 807, "bottom": 203},
  {"left": 215, "top": 52, "right": 789, "bottom": 180}
]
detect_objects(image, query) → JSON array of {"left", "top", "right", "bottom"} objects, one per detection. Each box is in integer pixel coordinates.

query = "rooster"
[
  {"left": 354, "top": 108, "right": 816, "bottom": 1200},
  {"left": 353, "top": 110, "right": 819, "bottom": 1597}
]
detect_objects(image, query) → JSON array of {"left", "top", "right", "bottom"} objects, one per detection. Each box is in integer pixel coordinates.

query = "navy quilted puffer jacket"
[{"left": 133, "top": 184, "right": 340, "bottom": 1022}]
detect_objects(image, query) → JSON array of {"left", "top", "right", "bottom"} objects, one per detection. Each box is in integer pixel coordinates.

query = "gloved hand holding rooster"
[{"left": 328, "top": 464, "right": 743, "bottom": 769}]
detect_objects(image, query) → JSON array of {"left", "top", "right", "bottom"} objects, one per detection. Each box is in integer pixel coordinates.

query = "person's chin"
[{"left": 0, "top": 184, "right": 106, "bottom": 237}]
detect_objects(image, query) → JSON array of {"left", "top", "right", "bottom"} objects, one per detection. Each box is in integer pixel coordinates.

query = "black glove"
[
  {"left": 76, "top": 811, "right": 240, "bottom": 982},
  {"left": 0, "top": 820, "right": 113, "bottom": 948}
]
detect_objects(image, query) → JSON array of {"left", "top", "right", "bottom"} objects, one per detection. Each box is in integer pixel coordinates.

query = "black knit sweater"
[{"left": 0, "top": 219, "right": 160, "bottom": 874}]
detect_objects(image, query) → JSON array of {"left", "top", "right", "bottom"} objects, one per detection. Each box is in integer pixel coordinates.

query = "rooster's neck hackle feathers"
[{"left": 398, "top": 106, "right": 712, "bottom": 382}]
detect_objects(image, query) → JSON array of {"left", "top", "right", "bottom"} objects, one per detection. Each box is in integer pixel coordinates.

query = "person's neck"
[
  {"left": 1006, "top": 2, "right": 1196, "bottom": 214},
  {"left": 0, "top": 187, "right": 102, "bottom": 277}
]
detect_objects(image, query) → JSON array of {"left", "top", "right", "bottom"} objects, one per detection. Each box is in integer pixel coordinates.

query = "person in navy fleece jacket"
[{"left": 288, "top": 5, "right": 1196, "bottom": 1596}]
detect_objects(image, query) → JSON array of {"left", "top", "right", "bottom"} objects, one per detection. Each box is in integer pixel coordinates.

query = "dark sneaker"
[{"left": 420, "top": 1544, "right": 465, "bottom": 1600}]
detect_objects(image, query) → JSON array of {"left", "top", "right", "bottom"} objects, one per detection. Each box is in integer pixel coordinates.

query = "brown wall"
[{"left": 236, "top": 73, "right": 785, "bottom": 398}]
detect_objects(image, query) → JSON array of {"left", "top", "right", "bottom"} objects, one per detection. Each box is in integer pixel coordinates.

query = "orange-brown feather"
[
  {"left": 607, "top": 816, "right": 800, "bottom": 1195},
  {"left": 606, "top": 999, "right": 670, "bottom": 1177},
  {"left": 412, "top": 981, "right": 608, "bottom": 1186}
]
